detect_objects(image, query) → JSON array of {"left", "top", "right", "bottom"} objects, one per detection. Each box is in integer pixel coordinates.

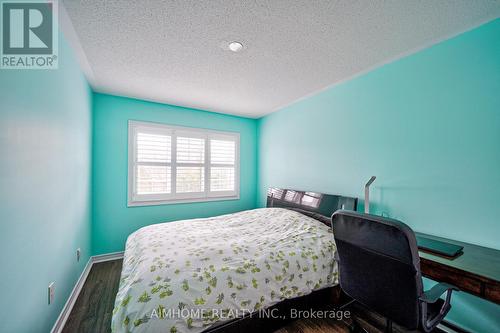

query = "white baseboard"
[
  {"left": 51, "top": 251, "right": 125, "bottom": 333},
  {"left": 93, "top": 251, "right": 125, "bottom": 263},
  {"left": 50, "top": 258, "right": 93, "bottom": 333}
]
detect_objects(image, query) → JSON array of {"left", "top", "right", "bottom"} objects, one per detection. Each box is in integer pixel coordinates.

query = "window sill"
[{"left": 127, "top": 195, "right": 240, "bottom": 207}]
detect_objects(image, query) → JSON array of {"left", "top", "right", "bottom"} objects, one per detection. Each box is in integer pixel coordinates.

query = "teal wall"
[
  {"left": 258, "top": 19, "right": 500, "bottom": 332},
  {"left": 91, "top": 93, "right": 258, "bottom": 255},
  {"left": 0, "top": 34, "right": 92, "bottom": 332}
]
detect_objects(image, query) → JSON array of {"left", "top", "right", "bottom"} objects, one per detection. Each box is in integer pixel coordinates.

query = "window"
[{"left": 128, "top": 121, "right": 239, "bottom": 206}]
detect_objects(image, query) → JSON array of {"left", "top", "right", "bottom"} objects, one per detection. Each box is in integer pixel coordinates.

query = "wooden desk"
[{"left": 417, "top": 232, "right": 500, "bottom": 305}]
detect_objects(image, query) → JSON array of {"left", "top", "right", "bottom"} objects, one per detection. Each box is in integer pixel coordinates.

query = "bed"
[{"left": 111, "top": 188, "right": 357, "bottom": 333}]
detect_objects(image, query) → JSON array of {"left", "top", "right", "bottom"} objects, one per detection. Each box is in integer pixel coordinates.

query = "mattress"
[{"left": 111, "top": 208, "right": 338, "bottom": 333}]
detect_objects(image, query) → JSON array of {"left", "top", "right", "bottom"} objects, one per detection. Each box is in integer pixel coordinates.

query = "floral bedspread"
[{"left": 111, "top": 208, "right": 338, "bottom": 333}]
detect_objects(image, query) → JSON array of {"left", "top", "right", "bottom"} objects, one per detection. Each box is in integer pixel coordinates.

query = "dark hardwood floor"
[
  {"left": 274, "top": 307, "right": 426, "bottom": 333},
  {"left": 274, "top": 318, "right": 349, "bottom": 333},
  {"left": 62, "top": 259, "right": 438, "bottom": 333},
  {"left": 62, "top": 259, "right": 123, "bottom": 333}
]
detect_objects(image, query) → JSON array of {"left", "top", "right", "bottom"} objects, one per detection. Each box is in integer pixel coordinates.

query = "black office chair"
[{"left": 331, "top": 210, "right": 458, "bottom": 333}]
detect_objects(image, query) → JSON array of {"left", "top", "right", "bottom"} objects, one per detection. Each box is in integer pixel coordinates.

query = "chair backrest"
[{"left": 332, "top": 210, "right": 423, "bottom": 330}]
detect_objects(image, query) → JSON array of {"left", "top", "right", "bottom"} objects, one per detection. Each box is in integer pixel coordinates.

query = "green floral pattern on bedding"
[{"left": 111, "top": 208, "right": 338, "bottom": 333}]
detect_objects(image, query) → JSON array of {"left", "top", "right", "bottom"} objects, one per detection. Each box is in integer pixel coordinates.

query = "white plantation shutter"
[
  {"left": 137, "top": 132, "right": 171, "bottom": 163},
  {"left": 128, "top": 121, "right": 239, "bottom": 206},
  {"left": 210, "top": 167, "right": 234, "bottom": 191},
  {"left": 135, "top": 131, "right": 172, "bottom": 196},
  {"left": 176, "top": 135, "right": 205, "bottom": 193},
  {"left": 176, "top": 137, "right": 205, "bottom": 163},
  {"left": 137, "top": 165, "right": 171, "bottom": 194},
  {"left": 209, "top": 139, "right": 236, "bottom": 193},
  {"left": 210, "top": 140, "right": 235, "bottom": 164},
  {"left": 176, "top": 166, "right": 205, "bottom": 193}
]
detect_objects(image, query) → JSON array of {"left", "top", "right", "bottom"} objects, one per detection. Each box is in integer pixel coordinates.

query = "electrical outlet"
[
  {"left": 76, "top": 248, "right": 81, "bottom": 262},
  {"left": 48, "top": 282, "right": 55, "bottom": 305}
]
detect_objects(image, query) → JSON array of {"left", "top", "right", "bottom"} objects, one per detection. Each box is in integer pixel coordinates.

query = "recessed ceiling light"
[{"left": 228, "top": 41, "right": 243, "bottom": 52}]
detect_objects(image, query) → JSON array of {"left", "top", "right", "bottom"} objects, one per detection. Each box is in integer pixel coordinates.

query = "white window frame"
[{"left": 128, "top": 120, "right": 240, "bottom": 206}]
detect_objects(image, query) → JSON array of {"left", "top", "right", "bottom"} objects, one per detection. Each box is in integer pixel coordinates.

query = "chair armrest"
[
  {"left": 420, "top": 283, "right": 459, "bottom": 332},
  {"left": 420, "top": 282, "right": 459, "bottom": 304}
]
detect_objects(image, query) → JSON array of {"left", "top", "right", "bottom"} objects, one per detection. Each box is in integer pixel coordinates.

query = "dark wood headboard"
[{"left": 266, "top": 187, "right": 358, "bottom": 225}]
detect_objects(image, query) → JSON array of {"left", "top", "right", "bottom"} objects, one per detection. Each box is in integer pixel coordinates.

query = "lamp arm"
[{"left": 364, "top": 176, "right": 376, "bottom": 214}]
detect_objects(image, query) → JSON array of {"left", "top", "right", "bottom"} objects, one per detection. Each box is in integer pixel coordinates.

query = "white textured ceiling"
[{"left": 61, "top": 1, "right": 500, "bottom": 118}]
